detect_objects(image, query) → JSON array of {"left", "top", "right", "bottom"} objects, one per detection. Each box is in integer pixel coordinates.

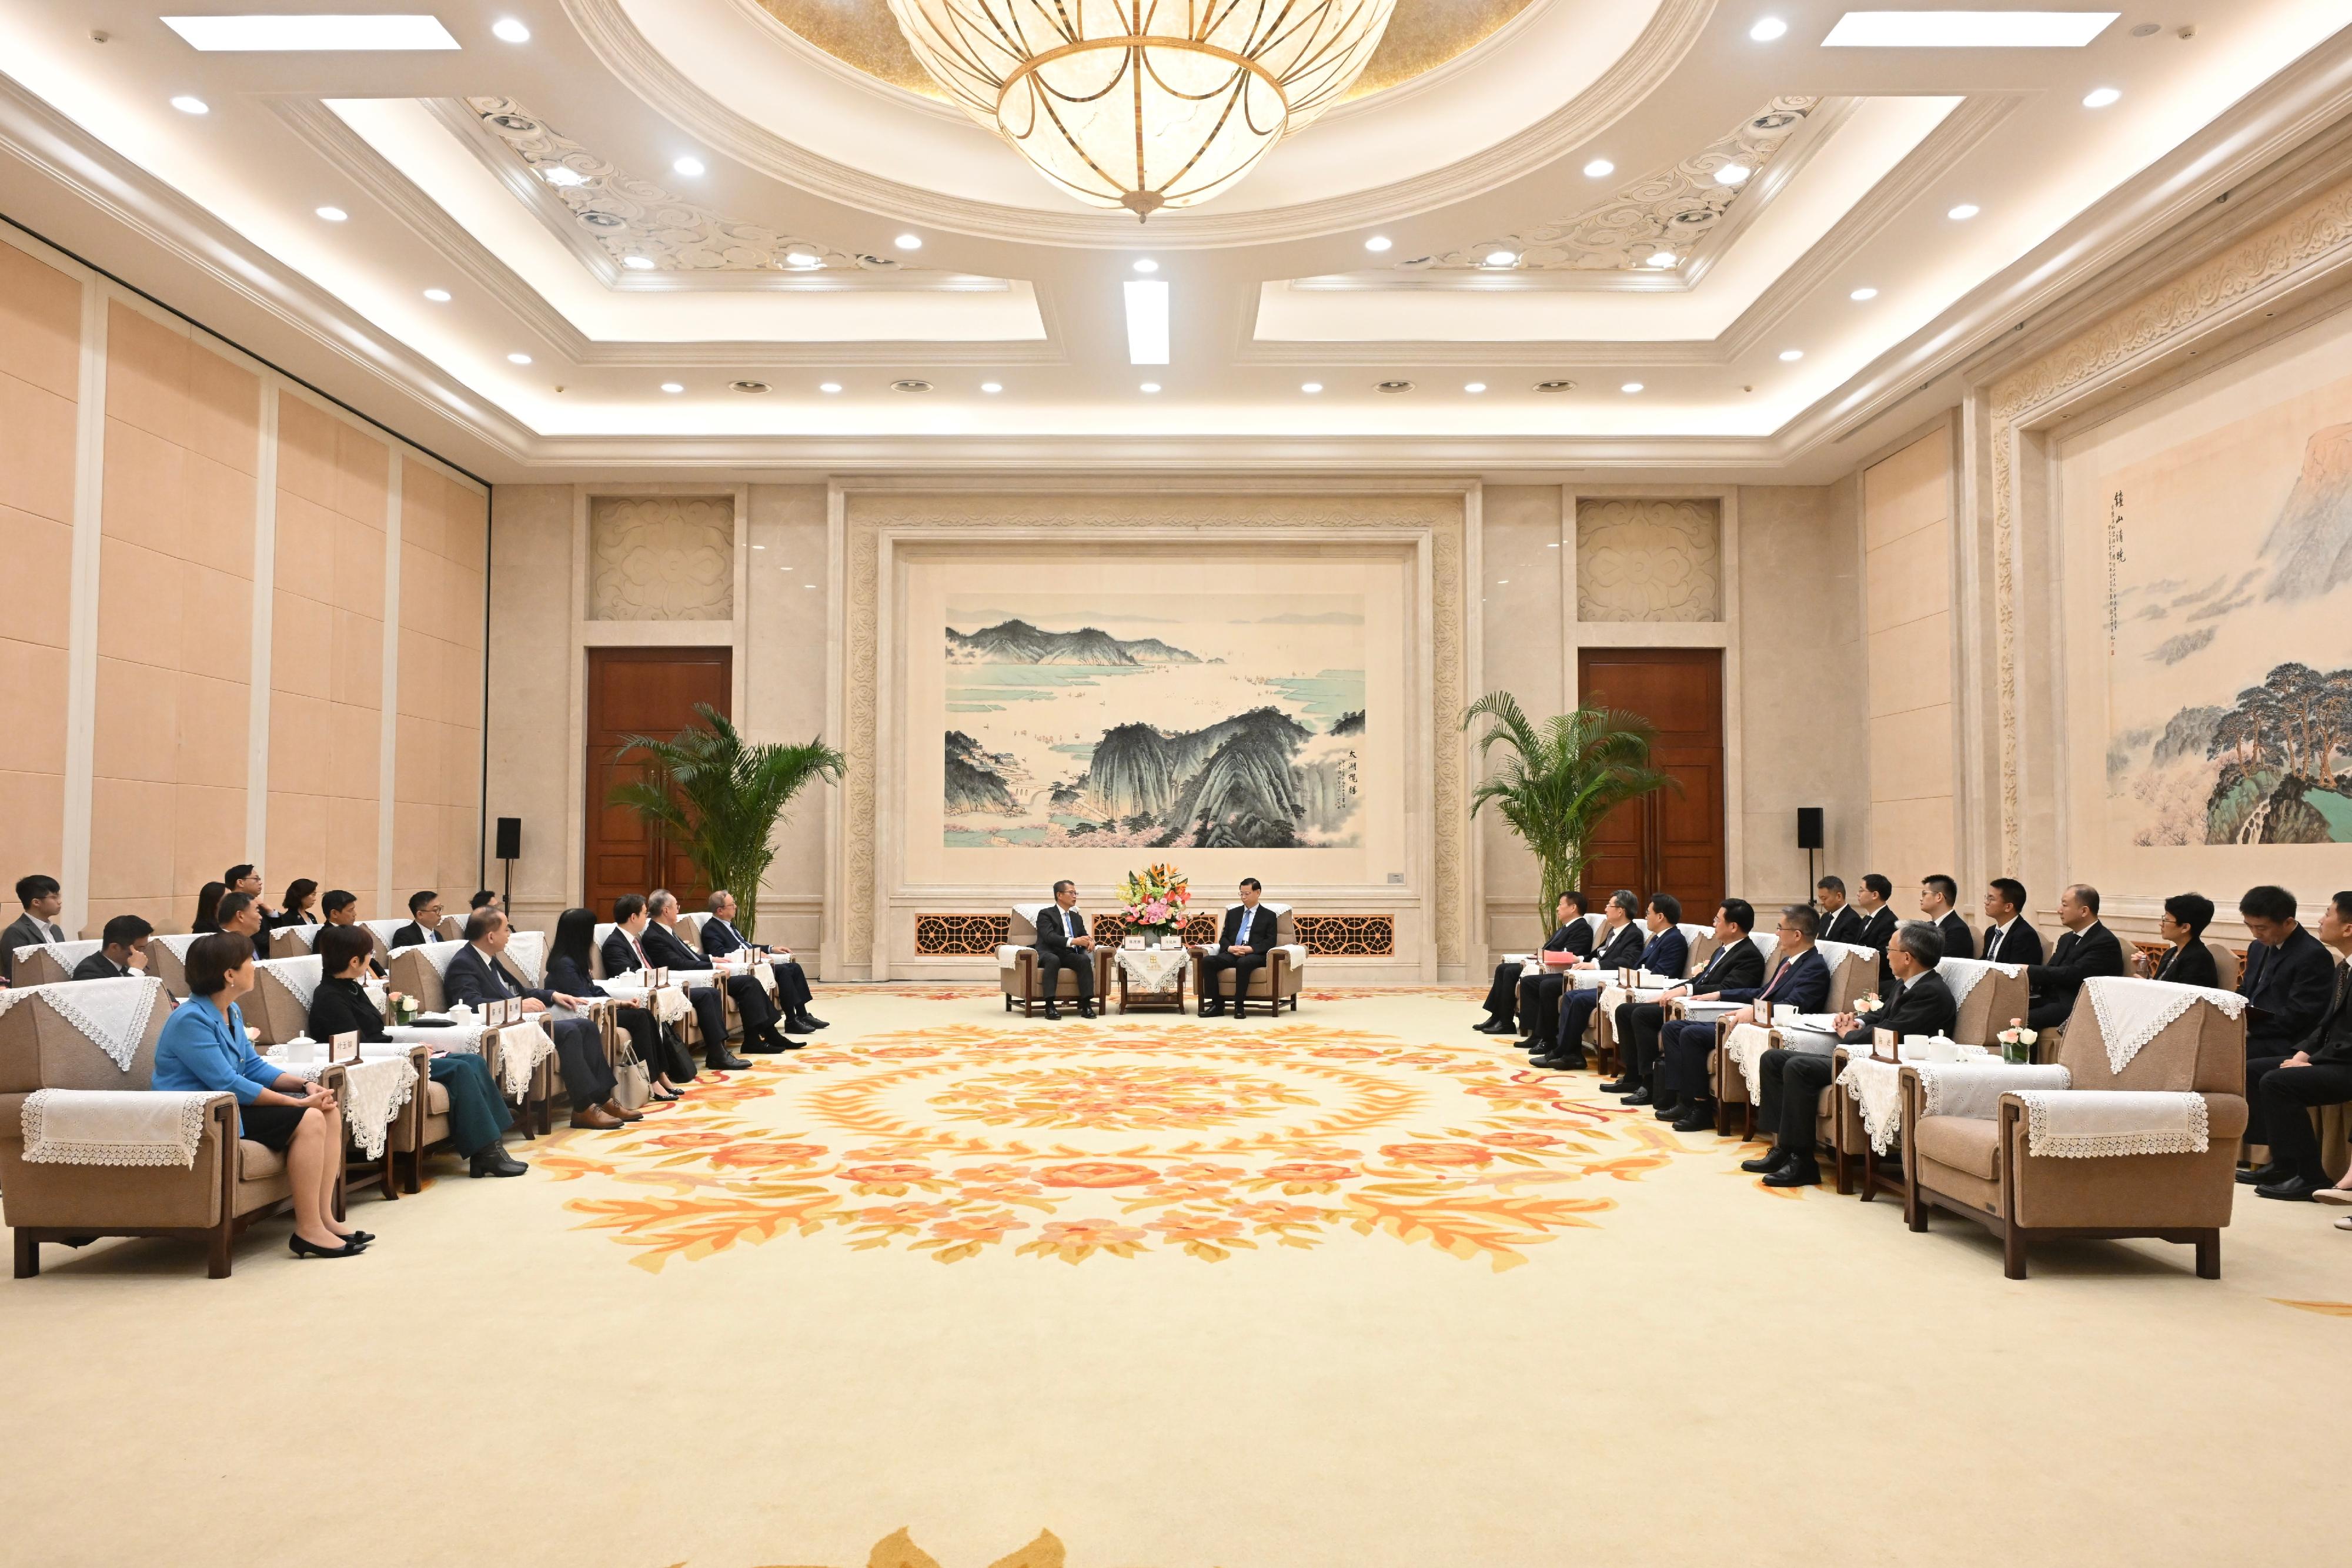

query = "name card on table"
[
  {"left": 330, "top": 1031, "right": 359, "bottom": 1063},
  {"left": 1872, "top": 1027, "right": 1897, "bottom": 1062},
  {"left": 1123, "top": 935, "right": 1146, "bottom": 950},
  {"left": 506, "top": 997, "right": 523, "bottom": 1025}
]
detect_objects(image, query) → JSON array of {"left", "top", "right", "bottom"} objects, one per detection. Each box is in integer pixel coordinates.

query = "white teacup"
[
  {"left": 1908, "top": 1034, "right": 1962, "bottom": 1062},
  {"left": 284, "top": 1038, "right": 316, "bottom": 1064}
]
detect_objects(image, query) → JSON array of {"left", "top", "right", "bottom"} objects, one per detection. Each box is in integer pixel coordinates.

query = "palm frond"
[{"left": 1461, "top": 691, "right": 1678, "bottom": 925}]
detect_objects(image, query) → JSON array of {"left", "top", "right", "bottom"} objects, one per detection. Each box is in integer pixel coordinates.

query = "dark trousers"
[
  {"left": 686, "top": 986, "right": 734, "bottom": 1058},
  {"left": 1553, "top": 988, "right": 1605, "bottom": 1057},
  {"left": 1658, "top": 1019, "right": 1719, "bottom": 1100},
  {"left": 1482, "top": 961, "right": 1523, "bottom": 1019},
  {"left": 2024, "top": 992, "right": 2077, "bottom": 1030},
  {"left": 722, "top": 972, "right": 779, "bottom": 1033},
  {"left": 550, "top": 1016, "right": 616, "bottom": 1108},
  {"left": 615, "top": 1005, "right": 693, "bottom": 1081},
  {"left": 766, "top": 958, "right": 813, "bottom": 1014},
  {"left": 1201, "top": 951, "right": 1267, "bottom": 1009},
  {"left": 1520, "top": 974, "right": 1566, "bottom": 1041},
  {"left": 2254, "top": 1059, "right": 2352, "bottom": 1181},
  {"left": 1758, "top": 1047, "right": 1838, "bottom": 1151},
  {"left": 1037, "top": 946, "right": 1094, "bottom": 999},
  {"left": 1616, "top": 1002, "right": 1666, "bottom": 1083},
  {"left": 430, "top": 1052, "right": 512, "bottom": 1157}
]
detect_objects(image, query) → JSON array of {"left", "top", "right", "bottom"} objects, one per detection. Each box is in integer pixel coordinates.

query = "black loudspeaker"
[
  {"left": 1796, "top": 807, "right": 1825, "bottom": 851},
  {"left": 495, "top": 817, "right": 522, "bottom": 860}
]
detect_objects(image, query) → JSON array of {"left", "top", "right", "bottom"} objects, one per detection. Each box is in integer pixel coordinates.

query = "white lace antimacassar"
[
  {"left": 505, "top": 931, "right": 546, "bottom": 987},
  {"left": 265, "top": 1052, "right": 418, "bottom": 1160},
  {"left": 1937, "top": 957, "right": 2024, "bottom": 1009},
  {"left": 21, "top": 1088, "right": 213, "bottom": 1166},
  {"left": 416, "top": 941, "right": 464, "bottom": 978},
  {"left": 2083, "top": 977, "right": 2247, "bottom": 1076},
  {"left": 18, "top": 938, "right": 102, "bottom": 975},
  {"left": 33, "top": 976, "right": 165, "bottom": 1072},
  {"left": 257, "top": 955, "right": 322, "bottom": 1013},
  {"left": 2014, "top": 1088, "right": 2211, "bottom": 1158},
  {"left": 151, "top": 931, "right": 203, "bottom": 960}
]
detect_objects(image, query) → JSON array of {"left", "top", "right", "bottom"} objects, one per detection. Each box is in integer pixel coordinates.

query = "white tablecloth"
[
  {"left": 1838, "top": 1049, "right": 2060, "bottom": 1155},
  {"left": 1117, "top": 947, "right": 1190, "bottom": 992},
  {"left": 387, "top": 1018, "right": 549, "bottom": 1101},
  {"left": 264, "top": 1048, "right": 420, "bottom": 1160}
]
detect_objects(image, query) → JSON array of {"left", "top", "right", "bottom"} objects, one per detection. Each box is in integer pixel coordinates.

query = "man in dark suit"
[
  {"left": 1815, "top": 877, "right": 1862, "bottom": 947},
  {"left": 1034, "top": 880, "right": 1098, "bottom": 1020},
  {"left": 2242, "top": 889, "right": 2352, "bottom": 1200},
  {"left": 390, "top": 890, "right": 441, "bottom": 951},
  {"left": 2024, "top": 884, "right": 2126, "bottom": 1028},
  {"left": 445, "top": 909, "right": 629, "bottom": 1131},
  {"left": 1523, "top": 891, "right": 1643, "bottom": 1051},
  {"left": 1852, "top": 874, "right": 1899, "bottom": 993},
  {"left": 1920, "top": 874, "right": 1975, "bottom": 962},
  {"left": 2, "top": 874, "right": 67, "bottom": 985},
  {"left": 71, "top": 915, "right": 153, "bottom": 981},
  {"left": 1503, "top": 892, "right": 1598, "bottom": 1042},
  {"left": 1745, "top": 920, "right": 1959, "bottom": 1185},
  {"left": 1653, "top": 905, "right": 1834, "bottom": 1128},
  {"left": 701, "top": 891, "right": 826, "bottom": 1032},
  {"left": 1201, "top": 878, "right": 1279, "bottom": 1019},
  {"left": 604, "top": 894, "right": 752, "bottom": 1071},
  {"left": 1477, "top": 891, "right": 1593, "bottom": 1034},
  {"left": 642, "top": 890, "right": 794, "bottom": 1052},
  {"left": 223, "top": 863, "right": 277, "bottom": 927},
  {"left": 1605, "top": 899, "right": 1766, "bottom": 1102},
  {"left": 1978, "top": 878, "right": 2044, "bottom": 967},
  {"left": 320, "top": 890, "right": 390, "bottom": 980},
  {"left": 2237, "top": 883, "right": 2339, "bottom": 1060},
  {"left": 1534, "top": 894, "right": 1688, "bottom": 1070}
]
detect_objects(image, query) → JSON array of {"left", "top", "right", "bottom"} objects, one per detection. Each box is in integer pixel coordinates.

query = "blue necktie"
[{"left": 1238, "top": 908, "right": 1252, "bottom": 945}]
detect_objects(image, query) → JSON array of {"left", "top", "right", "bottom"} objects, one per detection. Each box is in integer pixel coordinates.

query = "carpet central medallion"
[{"left": 544, "top": 1021, "right": 1686, "bottom": 1271}]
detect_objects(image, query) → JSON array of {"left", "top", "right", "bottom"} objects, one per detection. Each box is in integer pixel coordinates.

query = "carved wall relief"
[
  {"left": 588, "top": 496, "right": 735, "bottom": 621},
  {"left": 1576, "top": 498, "right": 1722, "bottom": 622}
]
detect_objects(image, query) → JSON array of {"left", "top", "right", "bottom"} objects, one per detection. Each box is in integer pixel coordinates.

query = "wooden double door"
[
  {"left": 583, "top": 648, "right": 731, "bottom": 923},
  {"left": 1576, "top": 648, "right": 1726, "bottom": 921}
]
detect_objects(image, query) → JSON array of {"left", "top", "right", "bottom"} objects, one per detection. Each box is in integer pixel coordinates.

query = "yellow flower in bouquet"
[{"left": 1117, "top": 862, "right": 1191, "bottom": 934}]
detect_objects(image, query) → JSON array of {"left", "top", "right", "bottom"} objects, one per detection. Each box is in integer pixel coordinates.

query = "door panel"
[
  {"left": 1575, "top": 648, "right": 1726, "bottom": 919},
  {"left": 584, "top": 648, "right": 731, "bottom": 923}
]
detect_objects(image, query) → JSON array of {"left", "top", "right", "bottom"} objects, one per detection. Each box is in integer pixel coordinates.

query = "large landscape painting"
[
  {"left": 2104, "top": 402, "right": 2352, "bottom": 845},
  {"left": 941, "top": 593, "right": 1366, "bottom": 849}
]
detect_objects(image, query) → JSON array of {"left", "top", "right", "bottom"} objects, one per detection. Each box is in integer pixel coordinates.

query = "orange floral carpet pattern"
[{"left": 543, "top": 1019, "right": 1688, "bottom": 1272}]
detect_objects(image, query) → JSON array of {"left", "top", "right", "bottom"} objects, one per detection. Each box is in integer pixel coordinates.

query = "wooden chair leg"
[
  {"left": 14, "top": 1231, "right": 38, "bottom": 1279},
  {"left": 2002, "top": 1225, "right": 2027, "bottom": 1280},
  {"left": 1832, "top": 1144, "right": 1852, "bottom": 1196},
  {"left": 207, "top": 1222, "right": 234, "bottom": 1279},
  {"left": 2194, "top": 1230, "right": 2220, "bottom": 1279}
]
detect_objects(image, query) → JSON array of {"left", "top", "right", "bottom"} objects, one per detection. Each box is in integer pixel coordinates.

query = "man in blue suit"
[
  {"left": 445, "top": 909, "right": 628, "bottom": 1131},
  {"left": 1532, "top": 893, "right": 1689, "bottom": 1071},
  {"left": 1606, "top": 899, "right": 1767, "bottom": 1103},
  {"left": 1649, "top": 905, "right": 1833, "bottom": 1128}
]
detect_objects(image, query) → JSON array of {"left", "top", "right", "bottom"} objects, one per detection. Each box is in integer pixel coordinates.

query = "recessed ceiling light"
[
  {"left": 315, "top": 206, "right": 348, "bottom": 222},
  {"left": 491, "top": 17, "right": 531, "bottom": 42},
  {"left": 1823, "top": 11, "right": 2120, "bottom": 48},
  {"left": 2082, "top": 86, "right": 2122, "bottom": 108},
  {"left": 1534, "top": 379, "right": 1577, "bottom": 393},
  {"left": 783, "top": 249, "right": 823, "bottom": 269},
  {"left": 672, "top": 155, "right": 706, "bottom": 178},
  {"left": 1375, "top": 380, "right": 1414, "bottom": 393},
  {"left": 819, "top": 382, "right": 843, "bottom": 393},
  {"left": 891, "top": 379, "right": 934, "bottom": 393},
  {"left": 1301, "top": 382, "right": 1323, "bottom": 394},
  {"left": 507, "top": 353, "right": 532, "bottom": 365},
  {"left": 1749, "top": 16, "right": 1789, "bottom": 41},
  {"left": 1484, "top": 249, "right": 1518, "bottom": 268},
  {"left": 1948, "top": 203, "right": 1980, "bottom": 220},
  {"left": 1140, "top": 382, "right": 1161, "bottom": 393},
  {"left": 981, "top": 382, "right": 1003, "bottom": 393},
  {"left": 2129, "top": 21, "right": 2160, "bottom": 35},
  {"left": 1779, "top": 349, "right": 1805, "bottom": 362},
  {"left": 804, "top": 584, "right": 818, "bottom": 589},
  {"left": 422, "top": 287, "right": 450, "bottom": 302},
  {"left": 1583, "top": 158, "right": 1615, "bottom": 178},
  {"left": 1464, "top": 382, "right": 1486, "bottom": 393},
  {"left": 894, "top": 233, "right": 923, "bottom": 249},
  {"left": 622, "top": 255, "right": 654, "bottom": 270},
  {"left": 1646, "top": 252, "right": 1678, "bottom": 268},
  {"left": 1132, "top": 258, "right": 1159, "bottom": 273},
  {"left": 162, "top": 14, "right": 460, "bottom": 50},
  {"left": 660, "top": 382, "right": 683, "bottom": 393},
  {"left": 1716, "top": 163, "right": 1752, "bottom": 185},
  {"left": 731, "top": 380, "right": 771, "bottom": 394},
  {"left": 540, "top": 165, "right": 587, "bottom": 187},
  {"left": 1125, "top": 279, "right": 1170, "bottom": 366},
  {"left": 170, "top": 95, "right": 209, "bottom": 115},
  {"left": 1363, "top": 235, "right": 1391, "bottom": 252},
  {"left": 1621, "top": 382, "right": 1645, "bottom": 394},
  {"left": 1849, "top": 286, "right": 1879, "bottom": 300}
]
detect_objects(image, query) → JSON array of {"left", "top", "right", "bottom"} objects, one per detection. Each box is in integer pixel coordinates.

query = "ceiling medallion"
[{"left": 883, "top": 0, "right": 1401, "bottom": 217}]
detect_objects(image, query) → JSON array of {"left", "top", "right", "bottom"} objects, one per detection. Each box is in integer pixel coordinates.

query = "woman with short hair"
[
  {"left": 2146, "top": 893, "right": 2220, "bottom": 987},
  {"left": 151, "top": 931, "right": 369, "bottom": 1258}
]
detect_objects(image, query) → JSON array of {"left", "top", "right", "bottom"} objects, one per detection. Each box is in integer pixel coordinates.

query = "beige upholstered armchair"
[
  {"left": 998, "top": 904, "right": 1114, "bottom": 1017},
  {"left": 9, "top": 940, "right": 100, "bottom": 987},
  {"left": 1, "top": 978, "right": 344, "bottom": 1279},
  {"left": 1900, "top": 978, "right": 2248, "bottom": 1279},
  {"left": 1594, "top": 921, "right": 1722, "bottom": 1072},
  {"left": 387, "top": 941, "right": 544, "bottom": 1134},
  {"left": 1711, "top": 941, "right": 1883, "bottom": 1128},
  {"left": 1190, "top": 903, "right": 1308, "bottom": 1015}
]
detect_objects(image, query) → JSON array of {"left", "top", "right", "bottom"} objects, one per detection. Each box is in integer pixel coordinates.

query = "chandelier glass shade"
[{"left": 884, "top": 0, "right": 1399, "bottom": 216}]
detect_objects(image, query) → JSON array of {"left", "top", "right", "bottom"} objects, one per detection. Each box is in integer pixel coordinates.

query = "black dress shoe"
[
  {"left": 1621, "top": 1088, "right": 1652, "bottom": 1106},
  {"left": 1763, "top": 1157, "right": 1823, "bottom": 1188},
  {"left": 2236, "top": 1163, "right": 2290, "bottom": 1186},
  {"left": 2257, "top": 1175, "right": 2326, "bottom": 1201},
  {"left": 1077, "top": 1000, "right": 1097, "bottom": 1019},
  {"left": 793, "top": 1013, "right": 831, "bottom": 1031},
  {"left": 1670, "top": 1107, "right": 1718, "bottom": 1134},
  {"left": 1741, "top": 1148, "right": 1795, "bottom": 1175},
  {"left": 1474, "top": 1018, "right": 1515, "bottom": 1035},
  {"left": 1526, "top": 1055, "right": 1564, "bottom": 1069},
  {"left": 289, "top": 1233, "right": 365, "bottom": 1259},
  {"left": 741, "top": 1037, "right": 786, "bottom": 1055},
  {"left": 707, "top": 1051, "right": 753, "bottom": 1071},
  {"left": 1599, "top": 1076, "right": 1638, "bottom": 1094},
  {"left": 1652, "top": 1101, "right": 1683, "bottom": 1121},
  {"left": 1043, "top": 1005, "right": 1063, "bottom": 1020},
  {"left": 1201, "top": 1002, "right": 1225, "bottom": 1017},
  {"left": 470, "top": 1148, "right": 528, "bottom": 1178}
]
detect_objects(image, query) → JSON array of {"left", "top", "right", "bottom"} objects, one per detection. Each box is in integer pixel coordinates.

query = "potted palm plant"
[
  {"left": 1461, "top": 691, "right": 1675, "bottom": 928},
  {"left": 607, "top": 704, "right": 846, "bottom": 940}
]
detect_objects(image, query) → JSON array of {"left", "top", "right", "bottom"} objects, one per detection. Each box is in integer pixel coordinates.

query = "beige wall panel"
[
  {"left": 1865, "top": 612, "right": 1953, "bottom": 720},
  {"left": 183, "top": 343, "right": 260, "bottom": 474},
  {"left": 0, "top": 636, "right": 69, "bottom": 775},
  {"left": 270, "top": 590, "right": 333, "bottom": 699},
  {"left": 173, "top": 671, "right": 250, "bottom": 786},
  {"left": 0, "top": 245, "right": 75, "bottom": 896},
  {"left": 742, "top": 483, "right": 834, "bottom": 951},
  {"left": 333, "top": 420, "right": 387, "bottom": 524},
  {"left": 1861, "top": 424, "right": 1952, "bottom": 551},
  {"left": 1, "top": 506, "right": 72, "bottom": 646},
  {"left": 275, "top": 397, "right": 338, "bottom": 511},
  {"left": 1476, "top": 483, "right": 1564, "bottom": 948},
  {"left": 86, "top": 777, "right": 174, "bottom": 909},
  {"left": 0, "top": 770, "right": 66, "bottom": 898},
  {"left": 0, "top": 243, "right": 82, "bottom": 400},
  {"left": 96, "top": 537, "right": 182, "bottom": 668},
  {"left": 98, "top": 419, "right": 186, "bottom": 557},
  {"left": 486, "top": 484, "right": 574, "bottom": 932},
  {"left": 0, "top": 372, "right": 77, "bottom": 526},
  {"left": 1859, "top": 430, "right": 1957, "bottom": 893},
  {"left": 266, "top": 790, "right": 329, "bottom": 900},
  {"left": 1869, "top": 794, "right": 1957, "bottom": 893},
  {"left": 181, "top": 452, "right": 258, "bottom": 579},
  {"left": 103, "top": 302, "right": 188, "bottom": 448},
  {"left": 172, "top": 782, "right": 246, "bottom": 897},
  {"left": 1868, "top": 703, "right": 1957, "bottom": 797},
  {"left": 179, "top": 565, "right": 252, "bottom": 683},
  {"left": 273, "top": 494, "right": 336, "bottom": 602},
  {"left": 1863, "top": 516, "right": 1952, "bottom": 635}
]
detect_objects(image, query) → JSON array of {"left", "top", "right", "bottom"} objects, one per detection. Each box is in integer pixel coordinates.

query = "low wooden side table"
[{"left": 1114, "top": 945, "right": 1190, "bottom": 1014}]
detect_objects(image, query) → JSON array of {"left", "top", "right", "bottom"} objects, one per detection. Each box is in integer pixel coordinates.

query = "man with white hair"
[
  {"left": 641, "top": 889, "right": 797, "bottom": 1052},
  {"left": 701, "top": 890, "right": 826, "bottom": 1033}
]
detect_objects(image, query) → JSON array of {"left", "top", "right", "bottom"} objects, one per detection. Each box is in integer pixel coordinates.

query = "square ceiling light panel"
[
  {"left": 1822, "top": 11, "right": 2119, "bottom": 47},
  {"left": 162, "top": 14, "right": 462, "bottom": 50}
]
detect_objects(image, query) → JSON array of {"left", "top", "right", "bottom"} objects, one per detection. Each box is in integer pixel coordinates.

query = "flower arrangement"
[
  {"left": 1851, "top": 992, "right": 1882, "bottom": 1017},
  {"left": 1996, "top": 1018, "right": 2038, "bottom": 1065},
  {"left": 1115, "top": 862, "right": 1191, "bottom": 943}
]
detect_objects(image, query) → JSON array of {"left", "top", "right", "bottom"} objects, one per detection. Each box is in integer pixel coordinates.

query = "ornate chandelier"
[{"left": 884, "top": 0, "right": 1399, "bottom": 218}]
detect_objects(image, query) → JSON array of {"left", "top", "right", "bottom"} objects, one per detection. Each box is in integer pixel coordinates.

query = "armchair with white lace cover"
[
  {"left": 998, "top": 904, "right": 1115, "bottom": 1018},
  {"left": 1709, "top": 941, "right": 1882, "bottom": 1122},
  {"left": 1898, "top": 976, "right": 2249, "bottom": 1279},
  {"left": 1189, "top": 903, "right": 1307, "bottom": 1015}
]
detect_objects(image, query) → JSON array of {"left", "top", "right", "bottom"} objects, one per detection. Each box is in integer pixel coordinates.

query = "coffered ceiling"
[{"left": 0, "top": 1, "right": 2346, "bottom": 480}]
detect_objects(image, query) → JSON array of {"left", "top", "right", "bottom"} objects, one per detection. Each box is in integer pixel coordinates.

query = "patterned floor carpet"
[{"left": 4, "top": 986, "right": 2344, "bottom": 1567}]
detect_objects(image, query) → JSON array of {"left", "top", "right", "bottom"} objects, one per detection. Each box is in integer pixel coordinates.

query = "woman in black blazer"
[
  {"left": 2146, "top": 892, "right": 2220, "bottom": 988},
  {"left": 266, "top": 878, "right": 320, "bottom": 935},
  {"left": 549, "top": 907, "right": 693, "bottom": 1099}
]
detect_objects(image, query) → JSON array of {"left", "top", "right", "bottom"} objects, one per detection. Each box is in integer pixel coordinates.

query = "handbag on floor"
[{"left": 611, "top": 1034, "right": 653, "bottom": 1111}]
